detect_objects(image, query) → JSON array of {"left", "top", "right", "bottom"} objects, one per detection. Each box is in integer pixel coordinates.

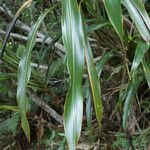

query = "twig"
[{"left": 27, "top": 90, "right": 63, "bottom": 125}]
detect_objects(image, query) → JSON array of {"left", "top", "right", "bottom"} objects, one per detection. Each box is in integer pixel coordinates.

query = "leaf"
[
  {"left": 122, "top": 72, "right": 143, "bottom": 130},
  {"left": 0, "top": 0, "right": 32, "bottom": 59},
  {"left": 61, "top": 0, "right": 84, "bottom": 149},
  {"left": 84, "top": 81, "right": 92, "bottom": 128},
  {"left": 123, "top": 41, "right": 149, "bottom": 129},
  {"left": 142, "top": 55, "right": 150, "bottom": 88},
  {"left": 96, "top": 50, "right": 113, "bottom": 77},
  {"left": 0, "top": 16, "right": 18, "bottom": 59},
  {"left": 0, "top": 105, "right": 19, "bottom": 111},
  {"left": 132, "top": 0, "right": 150, "bottom": 30},
  {"left": 17, "top": 8, "right": 53, "bottom": 142},
  {"left": 122, "top": 0, "right": 150, "bottom": 42},
  {"left": 84, "top": 36, "right": 103, "bottom": 128},
  {"left": 104, "top": 0, "right": 123, "bottom": 42},
  {"left": 85, "top": 51, "right": 113, "bottom": 128},
  {"left": 131, "top": 41, "right": 149, "bottom": 76},
  {"left": 0, "top": 73, "right": 16, "bottom": 80}
]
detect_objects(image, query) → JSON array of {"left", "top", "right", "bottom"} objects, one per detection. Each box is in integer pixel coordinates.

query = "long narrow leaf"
[
  {"left": 17, "top": 8, "right": 53, "bottom": 142},
  {"left": 122, "top": 72, "right": 143, "bottom": 129},
  {"left": 84, "top": 36, "right": 103, "bottom": 128},
  {"left": 131, "top": 41, "right": 149, "bottom": 75},
  {"left": 0, "top": 16, "right": 18, "bottom": 58},
  {"left": 122, "top": 0, "right": 150, "bottom": 41},
  {"left": 0, "top": 105, "right": 19, "bottom": 111},
  {"left": 0, "top": 0, "right": 32, "bottom": 59},
  {"left": 104, "top": 0, "right": 123, "bottom": 42},
  {"left": 85, "top": 51, "right": 113, "bottom": 128},
  {"left": 61, "top": 0, "right": 84, "bottom": 149},
  {"left": 132, "top": 0, "right": 150, "bottom": 30},
  {"left": 142, "top": 55, "right": 150, "bottom": 88}
]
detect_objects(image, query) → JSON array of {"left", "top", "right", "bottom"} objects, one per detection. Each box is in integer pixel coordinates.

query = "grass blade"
[{"left": 104, "top": 0, "right": 123, "bottom": 42}]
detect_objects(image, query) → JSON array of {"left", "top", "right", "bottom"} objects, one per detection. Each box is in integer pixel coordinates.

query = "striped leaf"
[
  {"left": 122, "top": 0, "right": 150, "bottom": 41},
  {"left": 104, "top": 0, "right": 123, "bottom": 42},
  {"left": 61, "top": 0, "right": 84, "bottom": 149},
  {"left": 132, "top": 0, "right": 150, "bottom": 30}
]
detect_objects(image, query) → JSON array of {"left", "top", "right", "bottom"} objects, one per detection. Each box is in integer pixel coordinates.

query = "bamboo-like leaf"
[
  {"left": 84, "top": 37, "right": 103, "bottom": 128},
  {"left": 104, "top": 0, "right": 123, "bottom": 42},
  {"left": 132, "top": 0, "right": 150, "bottom": 30},
  {"left": 61, "top": 0, "right": 84, "bottom": 149},
  {"left": 131, "top": 41, "right": 149, "bottom": 76},
  {"left": 17, "top": 8, "right": 53, "bottom": 142},
  {"left": 62, "top": 0, "right": 103, "bottom": 148},
  {"left": 122, "top": 0, "right": 150, "bottom": 41},
  {"left": 142, "top": 55, "right": 150, "bottom": 88},
  {"left": 85, "top": 51, "right": 113, "bottom": 128}
]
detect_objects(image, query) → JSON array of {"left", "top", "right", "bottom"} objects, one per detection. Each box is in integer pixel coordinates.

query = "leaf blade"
[
  {"left": 61, "top": 0, "right": 84, "bottom": 149},
  {"left": 104, "top": 0, "right": 123, "bottom": 42}
]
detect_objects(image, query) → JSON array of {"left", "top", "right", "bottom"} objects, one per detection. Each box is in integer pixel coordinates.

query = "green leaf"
[
  {"left": 61, "top": 0, "right": 84, "bottom": 149},
  {"left": 131, "top": 41, "right": 149, "bottom": 76},
  {"left": 122, "top": 72, "right": 143, "bottom": 130},
  {"left": 87, "top": 23, "right": 108, "bottom": 34},
  {"left": 0, "top": 73, "right": 16, "bottom": 80},
  {"left": 104, "top": 0, "right": 123, "bottom": 42},
  {"left": 17, "top": 8, "right": 53, "bottom": 142},
  {"left": 122, "top": 0, "right": 150, "bottom": 42},
  {"left": 85, "top": 51, "right": 113, "bottom": 128},
  {"left": 96, "top": 50, "right": 113, "bottom": 77},
  {"left": 0, "top": 105, "right": 19, "bottom": 111},
  {"left": 84, "top": 37, "right": 103, "bottom": 128},
  {"left": 142, "top": 55, "right": 150, "bottom": 88},
  {"left": 132, "top": 0, "right": 150, "bottom": 30}
]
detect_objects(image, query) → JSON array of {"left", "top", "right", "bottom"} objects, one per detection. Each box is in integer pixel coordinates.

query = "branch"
[
  {"left": 0, "top": 29, "right": 64, "bottom": 58},
  {"left": 27, "top": 90, "right": 63, "bottom": 125}
]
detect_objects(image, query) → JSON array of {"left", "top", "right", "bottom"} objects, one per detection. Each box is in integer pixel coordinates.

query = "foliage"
[{"left": 0, "top": 0, "right": 150, "bottom": 149}]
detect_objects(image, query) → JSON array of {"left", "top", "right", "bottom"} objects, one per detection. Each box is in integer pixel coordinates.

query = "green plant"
[{"left": 0, "top": 0, "right": 150, "bottom": 149}]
